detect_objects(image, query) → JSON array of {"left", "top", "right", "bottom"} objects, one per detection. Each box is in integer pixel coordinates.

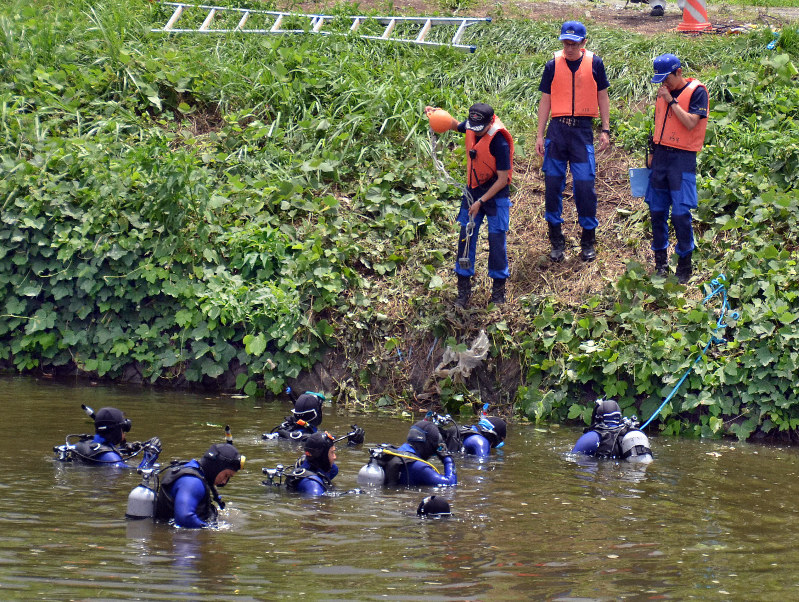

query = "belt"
[{"left": 552, "top": 116, "right": 591, "bottom": 127}]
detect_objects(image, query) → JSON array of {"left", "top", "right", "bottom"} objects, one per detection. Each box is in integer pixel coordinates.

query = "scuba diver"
[
  {"left": 357, "top": 420, "right": 457, "bottom": 488},
  {"left": 417, "top": 495, "right": 452, "bottom": 517},
  {"left": 261, "top": 426, "right": 366, "bottom": 496},
  {"left": 263, "top": 388, "right": 365, "bottom": 446},
  {"left": 571, "top": 398, "right": 653, "bottom": 463},
  {"left": 152, "top": 442, "right": 245, "bottom": 528},
  {"left": 262, "top": 390, "right": 326, "bottom": 442},
  {"left": 439, "top": 413, "right": 507, "bottom": 458},
  {"left": 284, "top": 431, "right": 339, "bottom": 496},
  {"left": 53, "top": 405, "right": 161, "bottom": 470}
]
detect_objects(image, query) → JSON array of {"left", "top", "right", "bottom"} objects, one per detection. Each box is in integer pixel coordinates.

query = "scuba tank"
[
  {"left": 620, "top": 430, "right": 653, "bottom": 464},
  {"left": 357, "top": 448, "right": 385, "bottom": 486},
  {"left": 126, "top": 469, "right": 158, "bottom": 519}
]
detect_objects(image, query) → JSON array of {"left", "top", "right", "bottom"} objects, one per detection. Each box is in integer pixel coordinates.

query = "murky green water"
[{"left": 3, "top": 376, "right": 799, "bottom": 600}]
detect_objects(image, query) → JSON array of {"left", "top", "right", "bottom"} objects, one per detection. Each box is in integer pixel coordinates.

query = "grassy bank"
[{"left": 1, "top": 0, "right": 798, "bottom": 440}]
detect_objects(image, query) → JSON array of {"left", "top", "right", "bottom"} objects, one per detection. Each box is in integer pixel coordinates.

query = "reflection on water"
[{"left": 3, "top": 376, "right": 799, "bottom": 598}]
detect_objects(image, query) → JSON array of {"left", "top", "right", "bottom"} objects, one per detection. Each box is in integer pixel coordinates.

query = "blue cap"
[
  {"left": 559, "top": 21, "right": 587, "bottom": 42},
  {"left": 651, "top": 53, "right": 681, "bottom": 83}
]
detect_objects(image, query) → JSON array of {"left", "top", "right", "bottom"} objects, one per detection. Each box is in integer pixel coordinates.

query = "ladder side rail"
[{"left": 359, "top": 34, "right": 475, "bottom": 52}]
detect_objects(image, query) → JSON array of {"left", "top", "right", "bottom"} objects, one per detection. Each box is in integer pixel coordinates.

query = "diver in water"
[
  {"left": 153, "top": 442, "right": 244, "bottom": 529},
  {"left": 358, "top": 421, "right": 457, "bottom": 487},
  {"left": 262, "top": 391, "right": 325, "bottom": 442},
  {"left": 283, "top": 431, "right": 340, "bottom": 496},
  {"left": 54, "top": 405, "right": 161, "bottom": 470},
  {"left": 441, "top": 415, "right": 507, "bottom": 458},
  {"left": 572, "top": 398, "right": 653, "bottom": 462},
  {"left": 417, "top": 495, "right": 452, "bottom": 517}
]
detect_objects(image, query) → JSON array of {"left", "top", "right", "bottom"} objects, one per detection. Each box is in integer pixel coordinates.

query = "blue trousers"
[
  {"left": 645, "top": 160, "right": 697, "bottom": 257},
  {"left": 542, "top": 121, "right": 598, "bottom": 230},
  {"left": 454, "top": 195, "right": 511, "bottom": 280}
]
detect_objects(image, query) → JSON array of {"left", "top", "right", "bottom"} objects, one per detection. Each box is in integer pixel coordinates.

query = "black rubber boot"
[
  {"left": 455, "top": 275, "right": 472, "bottom": 308},
  {"left": 490, "top": 278, "right": 506, "bottom": 305},
  {"left": 654, "top": 250, "right": 668, "bottom": 277},
  {"left": 548, "top": 222, "right": 565, "bottom": 263},
  {"left": 676, "top": 253, "right": 692, "bottom": 284},
  {"left": 580, "top": 228, "right": 597, "bottom": 262}
]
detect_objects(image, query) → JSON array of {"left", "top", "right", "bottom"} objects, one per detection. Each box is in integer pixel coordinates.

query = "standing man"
[
  {"left": 425, "top": 103, "right": 514, "bottom": 308},
  {"left": 535, "top": 21, "right": 610, "bottom": 263},
  {"left": 646, "top": 53, "right": 708, "bottom": 283}
]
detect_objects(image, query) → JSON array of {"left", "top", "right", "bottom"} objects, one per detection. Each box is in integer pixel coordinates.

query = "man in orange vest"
[
  {"left": 535, "top": 21, "right": 610, "bottom": 264},
  {"left": 646, "top": 53, "right": 708, "bottom": 283},
  {"left": 425, "top": 103, "right": 514, "bottom": 308}
]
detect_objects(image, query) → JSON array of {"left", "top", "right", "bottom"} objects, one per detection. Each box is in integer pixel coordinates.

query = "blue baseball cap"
[
  {"left": 559, "top": 21, "right": 587, "bottom": 42},
  {"left": 651, "top": 53, "right": 681, "bottom": 83}
]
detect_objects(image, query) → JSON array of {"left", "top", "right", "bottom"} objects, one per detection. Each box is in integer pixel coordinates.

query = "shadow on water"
[{"left": 3, "top": 376, "right": 799, "bottom": 599}]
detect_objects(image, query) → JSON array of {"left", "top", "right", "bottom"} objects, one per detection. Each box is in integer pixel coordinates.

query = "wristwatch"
[
  {"left": 601, "top": 129, "right": 610, "bottom": 135},
  {"left": 668, "top": 99, "right": 678, "bottom": 106}
]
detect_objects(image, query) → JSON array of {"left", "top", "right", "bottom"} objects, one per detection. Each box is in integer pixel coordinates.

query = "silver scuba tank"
[
  {"left": 620, "top": 430, "right": 653, "bottom": 464},
  {"left": 126, "top": 470, "right": 157, "bottom": 519},
  {"left": 357, "top": 451, "right": 385, "bottom": 486}
]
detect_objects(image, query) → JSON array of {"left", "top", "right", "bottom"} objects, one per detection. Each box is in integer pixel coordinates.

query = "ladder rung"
[
  {"left": 416, "top": 19, "right": 432, "bottom": 43},
  {"left": 164, "top": 4, "right": 185, "bottom": 30},
  {"left": 200, "top": 8, "right": 217, "bottom": 31},
  {"left": 381, "top": 18, "right": 396, "bottom": 40}
]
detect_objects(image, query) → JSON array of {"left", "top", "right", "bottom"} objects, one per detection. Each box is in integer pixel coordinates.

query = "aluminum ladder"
[{"left": 153, "top": 2, "right": 491, "bottom": 52}]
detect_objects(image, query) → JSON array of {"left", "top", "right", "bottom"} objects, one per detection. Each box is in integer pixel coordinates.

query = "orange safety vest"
[
  {"left": 465, "top": 117, "right": 514, "bottom": 189},
  {"left": 653, "top": 78, "right": 708, "bottom": 152},
  {"left": 550, "top": 49, "right": 599, "bottom": 118}
]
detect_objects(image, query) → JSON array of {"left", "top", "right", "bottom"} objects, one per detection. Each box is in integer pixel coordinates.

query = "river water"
[{"left": 2, "top": 376, "right": 799, "bottom": 600}]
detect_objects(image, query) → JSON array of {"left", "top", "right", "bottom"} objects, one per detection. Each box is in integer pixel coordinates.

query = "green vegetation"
[{"left": 1, "top": 0, "right": 798, "bottom": 440}]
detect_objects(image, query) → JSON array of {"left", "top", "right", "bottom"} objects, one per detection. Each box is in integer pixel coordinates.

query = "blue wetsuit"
[
  {"left": 293, "top": 458, "right": 339, "bottom": 497},
  {"left": 572, "top": 431, "right": 601, "bottom": 455},
  {"left": 462, "top": 432, "right": 492, "bottom": 458},
  {"left": 89, "top": 434, "right": 127, "bottom": 467},
  {"left": 165, "top": 460, "right": 214, "bottom": 529},
  {"left": 395, "top": 443, "right": 457, "bottom": 487},
  {"left": 73, "top": 434, "right": 158, "bottom": 470}
]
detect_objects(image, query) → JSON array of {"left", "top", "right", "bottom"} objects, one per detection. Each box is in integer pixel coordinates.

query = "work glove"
[
  {"left": 436, "top": 442, "right": 452, "bottom": 462},
  {"left": 347, "top": 425, "right": 365, "bottom": 446}
]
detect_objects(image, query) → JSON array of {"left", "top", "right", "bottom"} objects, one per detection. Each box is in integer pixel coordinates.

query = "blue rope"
[{"left": 640, "top": 274, "right": 740, "bottom": 430}]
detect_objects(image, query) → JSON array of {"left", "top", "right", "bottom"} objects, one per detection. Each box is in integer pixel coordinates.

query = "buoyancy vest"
[
  {"left": 73, "top": 437, "right": 118, "bottom": 464},
  {"left": 592, "top": 424, "right": 634, "bottom": 459},
  {"left": 653, "top": 78, "right": 708, "bottom": 152},
  {"left": 465, "top": 117, "right": 514, "bottom": 190},
  {"left": 153, "top": 463, "right": 216, "bottom": 524},
  {"left": 284, "top": 457, "right": 332, "bottom": 492},
  {"left": 550, "top": 50, "right": 599, "bottom": 118}
]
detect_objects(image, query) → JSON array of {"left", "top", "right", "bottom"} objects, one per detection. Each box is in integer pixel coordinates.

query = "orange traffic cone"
[{"left": 677, "top": 0, "right": 712, "bottom": 32}]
